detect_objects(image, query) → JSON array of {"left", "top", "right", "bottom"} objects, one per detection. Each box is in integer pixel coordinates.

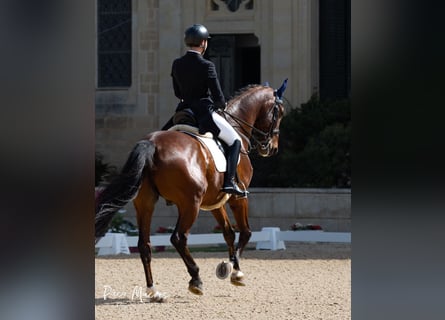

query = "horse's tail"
[{"left": 95, "top": 140, "right": 155, "bottom": 242}]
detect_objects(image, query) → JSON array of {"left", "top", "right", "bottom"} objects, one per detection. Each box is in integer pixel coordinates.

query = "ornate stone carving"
[{"left": 210, "top": 0, "right": 254, "bottom": 12}]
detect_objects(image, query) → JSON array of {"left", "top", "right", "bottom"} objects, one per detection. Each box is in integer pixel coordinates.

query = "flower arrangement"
[
  {"left": 290, "top": 222, "right": 323, "bottom": 231},
  {"left": 109, "top": 212, "right": 138, "bottom": 236},
  {"left": 155, "top": 226, "right": 175, "bottom": 234}
]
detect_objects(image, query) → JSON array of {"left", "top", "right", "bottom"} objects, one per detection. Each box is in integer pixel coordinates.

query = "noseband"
[{"left": 223, "top": 96, "right": 282, "bottom": 154}]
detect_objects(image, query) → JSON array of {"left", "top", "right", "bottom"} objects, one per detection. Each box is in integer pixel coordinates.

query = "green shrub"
[
  {"left": 250, "top": 95, "right": 351, "bottom": 188},
  {"left": 95, "top": 152, "right": 117, "bottom": 186}
]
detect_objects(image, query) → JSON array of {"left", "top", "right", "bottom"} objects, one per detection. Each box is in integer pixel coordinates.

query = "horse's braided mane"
[{"left": 228, "top": 84, "right": 268, "bottom": 103}]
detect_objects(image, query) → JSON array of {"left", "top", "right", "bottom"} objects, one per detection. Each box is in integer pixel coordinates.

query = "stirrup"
[
  {"left": 235, "top": 191, "right": 249, "bottom": 198},
  {"left": 221, "top": 184, "right": 249, "bottom": 197}
]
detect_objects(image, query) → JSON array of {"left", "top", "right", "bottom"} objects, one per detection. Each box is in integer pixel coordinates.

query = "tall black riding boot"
[{"left": 221, "top": 140, "right": 248, "bottom": 197}]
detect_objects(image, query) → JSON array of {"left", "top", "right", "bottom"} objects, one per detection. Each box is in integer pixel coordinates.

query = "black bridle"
[{"left": 222, "top": 95, "right": 282, "bottom": 154}]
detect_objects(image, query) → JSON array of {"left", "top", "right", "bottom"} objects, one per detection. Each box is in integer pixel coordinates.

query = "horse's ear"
[{"left": 275, "top": 78, "right": 288, "bottom": 99}]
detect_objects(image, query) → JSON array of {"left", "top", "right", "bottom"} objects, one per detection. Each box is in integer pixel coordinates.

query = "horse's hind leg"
[
  {"left": 133, "top": 180, "right": 167, "bottom": 302},
  {"left": 169, "top": 203, "right": 202, "bottom": 295}
]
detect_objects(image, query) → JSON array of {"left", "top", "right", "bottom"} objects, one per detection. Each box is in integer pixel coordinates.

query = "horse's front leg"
[
  {"left": 212, "top": 203, "right": 248, "bottom": 286},
  {"left": 227, "top": 196, "right": 252, "bottom": 286},
  {"left": 211, "top": 206, "right": 237, "bottom": 261}
]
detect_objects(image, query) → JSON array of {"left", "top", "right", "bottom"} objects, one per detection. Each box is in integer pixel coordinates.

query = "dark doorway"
[
  {"left": 236, "top": 46, "right": 261, "bottom": 90},
  {"left": 205, "top": 34, "right": 260, "bottom": 99},
  {"left": 319, "top": 0, "right": 351, "bottom": 100}
]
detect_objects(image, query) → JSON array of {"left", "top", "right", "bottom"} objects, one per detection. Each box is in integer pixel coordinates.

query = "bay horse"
[{"left": 95, "top": 80, "right": 287, "bottom": 302}]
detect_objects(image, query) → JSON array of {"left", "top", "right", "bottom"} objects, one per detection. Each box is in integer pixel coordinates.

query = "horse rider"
[{"left": 162, "top": 24, "right": 247, "bottom": 197}]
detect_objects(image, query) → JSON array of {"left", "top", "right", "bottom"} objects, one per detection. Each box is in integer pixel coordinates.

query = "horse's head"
[
  {"left": 226, "top": 79, "right": 287, "bottom": 157},
  {"left": 252, "top": 84, "right": 286, "bottom": 157}
]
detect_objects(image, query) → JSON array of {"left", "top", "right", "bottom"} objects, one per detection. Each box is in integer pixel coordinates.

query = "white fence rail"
[{"left": 96, "top": 227, "right": 351, "bottom": 255}]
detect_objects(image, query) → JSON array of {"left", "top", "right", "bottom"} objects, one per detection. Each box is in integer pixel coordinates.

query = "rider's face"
[{"left": 201, "top": 40, "right": 208, "bottom": 55}]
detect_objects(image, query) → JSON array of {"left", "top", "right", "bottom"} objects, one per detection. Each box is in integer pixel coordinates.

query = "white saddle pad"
[{"left": 168, "top": 125, "right": 227, "bottom": 172}]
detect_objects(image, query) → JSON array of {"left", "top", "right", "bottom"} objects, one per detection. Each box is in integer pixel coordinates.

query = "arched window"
[{"left": 97, "top": 0, "right": 132, "bottom": 88}]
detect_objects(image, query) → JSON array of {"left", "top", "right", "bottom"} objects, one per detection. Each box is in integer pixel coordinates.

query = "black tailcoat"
[{"left": 164, "top": 51, "right": 226, "bottom": 136}]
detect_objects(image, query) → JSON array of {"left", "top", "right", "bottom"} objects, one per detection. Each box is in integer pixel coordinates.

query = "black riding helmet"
[{"left": 184, "top": 24, "right": 210, "bottom": 47}]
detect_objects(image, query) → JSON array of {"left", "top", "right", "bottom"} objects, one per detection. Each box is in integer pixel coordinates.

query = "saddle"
[
  {"left": 168, "top": 108, "right": 243, "bottom": 172},
  {"left": 168, "top": 123, "right": 228, "bottom": 172},
  {"left": 172, "top": 109, "right": 198, "bottom": 127}
]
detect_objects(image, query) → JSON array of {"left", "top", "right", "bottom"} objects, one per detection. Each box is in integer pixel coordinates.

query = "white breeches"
[{"left": 212, "top": 112, "right": 241, "bottom": 146}]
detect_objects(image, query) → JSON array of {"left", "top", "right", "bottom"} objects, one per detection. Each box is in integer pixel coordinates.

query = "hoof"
[
  {"left": 146, "top": 287, "right": 169, "bottom": 302},
  {"left": 216, "top": 261, "right": 233, "bottom": 280},
  {"left": 230, "top": 278, "right": 246, "bottom": 286},
  {"left": 230, "top": 270, "right": 246, "bottom": 286},
  {"left": 188, "top": 285, "right": 204, "bottom": 295},
  {"left": 188, "top": 279, "right": 203, "bottom": 295}
]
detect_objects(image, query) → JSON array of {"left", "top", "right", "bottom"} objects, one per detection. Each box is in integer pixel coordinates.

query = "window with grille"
[{"left": 97, "top": 0, "right": 132, "bottom": 88}]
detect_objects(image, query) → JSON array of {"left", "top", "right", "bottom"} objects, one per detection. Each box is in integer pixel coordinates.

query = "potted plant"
[
  {"left": 290, "top": 222, "right": 323, "bottom": 231},
  {"left": 107, "top": 211, "right": 139, "bottom": 253}
]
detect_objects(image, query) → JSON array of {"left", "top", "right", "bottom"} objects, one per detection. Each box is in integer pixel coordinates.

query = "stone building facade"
[
  {"left": 96, "top": 0, "right": 321, "bottom": 167},
  {"left": 95, "top": 0, "right": 351, "bottom": 232}
]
